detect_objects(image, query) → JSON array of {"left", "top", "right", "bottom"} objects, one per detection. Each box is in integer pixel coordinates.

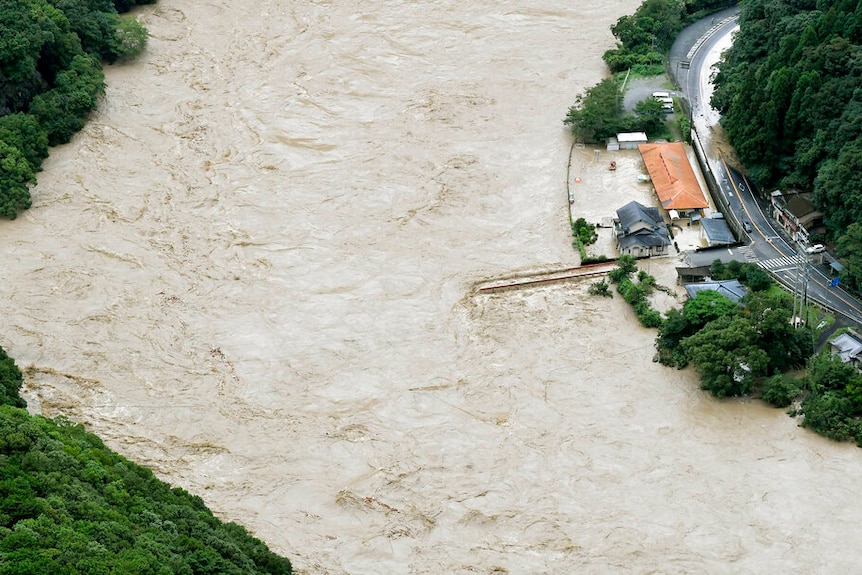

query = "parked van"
[{"left": 651, "top": 91, "right": 670, "bottom": 99}]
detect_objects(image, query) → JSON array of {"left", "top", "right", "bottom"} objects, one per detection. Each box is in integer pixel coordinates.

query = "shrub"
[
  {"left": 800, "top": 391, "right": 857, "bottom": 441},
  {"left": 761, "top": 374, "right": 802, "bottom": 408},
  {"left": 588, "top": 280, "right": 613, "bottom": 298}
]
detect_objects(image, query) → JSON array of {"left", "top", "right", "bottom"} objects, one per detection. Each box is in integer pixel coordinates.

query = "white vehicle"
[
  {"left": 806, "top": 244, "right": 825, "bottom": 254},
  {"left": 651, "top": 91, "right": 670, "bottom": 99}
]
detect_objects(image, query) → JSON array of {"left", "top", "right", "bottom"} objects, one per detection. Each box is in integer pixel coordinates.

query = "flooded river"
[{"left": 4, "top": 1, "right": 862, "bottom": 573}]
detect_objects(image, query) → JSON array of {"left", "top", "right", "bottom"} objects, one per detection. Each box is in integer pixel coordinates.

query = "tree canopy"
[
  {"left": 0, "top": 347, "right": 293, "bottom": 573},
  {"left": 604, "top": 0, "right": 738, "bottom": 73},
  {"left": 711, "top": 0, "right": 862, "bottom": 285},
  {"left": 0, "top": 0, "right": 153, "bottom": 218}
]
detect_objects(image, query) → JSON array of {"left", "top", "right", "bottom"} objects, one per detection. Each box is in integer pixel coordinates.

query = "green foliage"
[
  {"left": 0, "top": 0, "right": 152, "bottom": 218},
  {"left": 659, "top": 282, "right": 813, "bottom": 401},
  {"left": 637, "top": 269, "right": 657, "bottom": 293},
  {"left": 633, "top": 96, "right": 668, "bottom": 135},
  {"left": 0, "top": 347, "right": 25, "bottom": 409},
  {"left": 0, "top": 405, "right": 293, "bottom": 573},
  {"left": 604, "top": 0, "right": 686, "bottom": 73},
  {"left": 616, "top": 254, "right": 638, "bottom": 275},
  {"left": 0, "top": 113, "right": 49, "bottom": 171},
  {"left": 682, "top": 289, "right": 739, "bottom": 327},
  {"left": 655, "top": 307, "right": 692, "bottom": 367},
  {"left": 564, "top": 78, "right": 624, "bottom": 143},
  {"left": 742, "top": 289, "right": 814, "bottom": 372},
  {"left": 29, "top": 54, "right": 105, "bottom": 146},
  {"left": 800, "top": 391, "right": 858, "bottom": 440},
  {"left": 761, "top": 374, "right": 802, "bottom": 407},
  {"left": 711, "top": 0, "right": 862, "bottom": 281},
  {"left": 791, "top": 351, "right": 862, "bottom": 442},
  {"left": 107, "top": 14, "right": 148, "bottom": 61},
  {"left": 708, "top": 258, "right": 774, "bottom": 291},
  {"left": 682, "top": 315, "right": 770, "bottom": 397},
  {"left": 572, "top": 217, "right": 598, "bottom": 245},
  {"left": 612, "top": 257, "right": 663, "bottom": 328},
  {"left": 603, "top": 0, "right": 734, "bottom": 73},
  {"left": 742, "top": 265, "right": 773, "bottom": 291},
  {"left": 836, "top": 222, "right": 862, "bottom": 290},
  {"left": 581, "top": 254, "right": 610, "bottom": 265},
  {"left": 804, "top": 351, "right": 860, "bottom": 393},
  {"left": 563, "top": 75, "right": 673, "bottom": 143},
  {"left": 588, "top": 279, "right": 613, "bottom": 298},
  {"left": 0, "top": 141, "right": 35, "bottom": 218}
]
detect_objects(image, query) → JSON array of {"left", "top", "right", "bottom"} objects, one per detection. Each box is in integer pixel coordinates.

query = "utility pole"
[{"left": 792, "top": 245, "right": 810, "bottom": 329}]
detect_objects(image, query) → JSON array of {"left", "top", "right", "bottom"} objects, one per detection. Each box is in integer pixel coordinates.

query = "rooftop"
[{"left": 638, "top": 142, "right": 709, "bottom": 211}]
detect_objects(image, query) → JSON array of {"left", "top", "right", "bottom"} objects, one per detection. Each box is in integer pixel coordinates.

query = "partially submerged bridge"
[{"left": 475, "top": 260, "right": 618, "bottom": 294}]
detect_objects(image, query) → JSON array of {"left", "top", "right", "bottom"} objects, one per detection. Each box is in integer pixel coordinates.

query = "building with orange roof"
[{"left": 637, "top": 142, "right": 708, "bottom": 217}]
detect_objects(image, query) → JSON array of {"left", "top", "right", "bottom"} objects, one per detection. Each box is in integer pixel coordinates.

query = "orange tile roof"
[{"left": 638, "top": 142, "right": 708, "bottom": 210}]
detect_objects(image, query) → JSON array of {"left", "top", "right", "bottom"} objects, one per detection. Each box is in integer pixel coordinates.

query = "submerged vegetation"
[{"left": 0, "top": 0, "right": 152, "bottom": 218}]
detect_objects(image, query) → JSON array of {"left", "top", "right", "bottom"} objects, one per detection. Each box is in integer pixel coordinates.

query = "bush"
[
  {"left": 800, "top": 391, "right": 857, "bottom": 441},
  {"left": 761, "top": 374, "right": 802, "bottom": 408},
  {"left": 572, "top": 217, "right": 598, "bottom": 246},
  {"left": 588, "top": 280, "right": 613, "bottom": 298},
  {"left": 107, "top": 15, "right": 148, "bottom": 62},
  {"left": 29, "top": 54, "right": 105, "bottom": 146},
  {"left": 581, "top": 255, "right": 610, "bottom": 265},
  {"left": 0, "top": 347, "right": 25, "bottom": 409}
]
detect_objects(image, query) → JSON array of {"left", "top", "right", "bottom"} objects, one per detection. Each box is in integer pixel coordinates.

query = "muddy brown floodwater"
[{"left": 3, "top": 1, "right": 862, "bottom": 573}]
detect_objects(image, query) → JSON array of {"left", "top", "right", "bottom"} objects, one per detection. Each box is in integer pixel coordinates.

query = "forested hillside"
[
  {"left": 711, "top": 0, "right": 862, "bottom": 286},
  {"left": 0, "top": 0, "right": 151, "bottom": 218},
  {"left": 0, "top": 346, "right": 293, "bottom": 574}
]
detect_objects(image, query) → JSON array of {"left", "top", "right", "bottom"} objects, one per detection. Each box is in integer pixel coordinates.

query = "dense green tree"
[
  {"left": 836, "top": 222, "right": 862, "bottom": 289},
  {"left": 655, "top": 307, "right": 692, "bottom": 367},
  {"left": 682, "top": 289, "right": 739, "bottom": 328},
  {"left": 0, "top": 405, "right": 293, "bottom": 573},
  {"left": 800, "top": 390, "right": 858, "bottom": 440},
  {"left": 0, "top": 347, "right": 293, "bottom": 572},
  {"left": 712, "top": 0, "right": 862, "bottom": 281},
  {"left": 762, "top": 373, "right": 802, "bottom": 407},
  {"left": 804, "top": 350, "right": 860, "bottom": 393},
  {"left": 564, "top": 78, "right": 624, "bottom": 143},
  {"left": 741, "top": 265, "right": 773, "bottom": 291},
  {"left": 682, "top": 315, "right": 770, "bottom": 397},
  {"left": 814, "top": 137, "right": 862, "bottom": 233},
  {"left": 744, "top": 290, "right": 814, "bottom": 372},
  {"left": 0, "top": 0, "right": 152, "bottom": 218},
  {"left": 0, "top": 141, "right": 36, "bottom": 218},
  {"left": 29, "top": 53, "right": 104, "bottom": 146},
  {"left": 604, "top": 0, "right": 687, "bottom": 73},
  {"left": 0, "top": 347, "right": 25, "bottom": 409},
  {"left": 633, "top": 96, "right": 668, "bottom": 134},
  {"left": 0, "top": 113, "right": 49, "bottom": 171},
  {"left": 107, "top": 14, "right": 148, "bottom": 61}
]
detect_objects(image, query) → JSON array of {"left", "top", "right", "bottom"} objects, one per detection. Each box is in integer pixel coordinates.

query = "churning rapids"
[{"left": 4, "top": 1, "right": 862, "bottom": 573}]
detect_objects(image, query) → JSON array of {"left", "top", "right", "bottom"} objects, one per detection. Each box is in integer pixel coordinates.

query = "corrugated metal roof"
[
  {"left": 638, "top": 142, "right": 708, "bottom": 210},
  {"left": 700, "top": 217, "right": 735, "bottom": 245}
]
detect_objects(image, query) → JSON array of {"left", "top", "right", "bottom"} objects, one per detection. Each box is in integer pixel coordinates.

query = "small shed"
[{"left": 617, "top": 132, "right": 648, "bottom": 150}]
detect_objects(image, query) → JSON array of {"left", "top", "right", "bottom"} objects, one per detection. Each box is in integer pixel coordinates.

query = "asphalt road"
[{"left": 671, "top": 9, "right": 862, "bottom": 327}]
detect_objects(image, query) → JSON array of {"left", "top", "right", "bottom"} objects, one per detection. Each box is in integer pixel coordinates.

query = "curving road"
[{"left": 671, "top": 10, "right": 862, "bottom": 327}]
